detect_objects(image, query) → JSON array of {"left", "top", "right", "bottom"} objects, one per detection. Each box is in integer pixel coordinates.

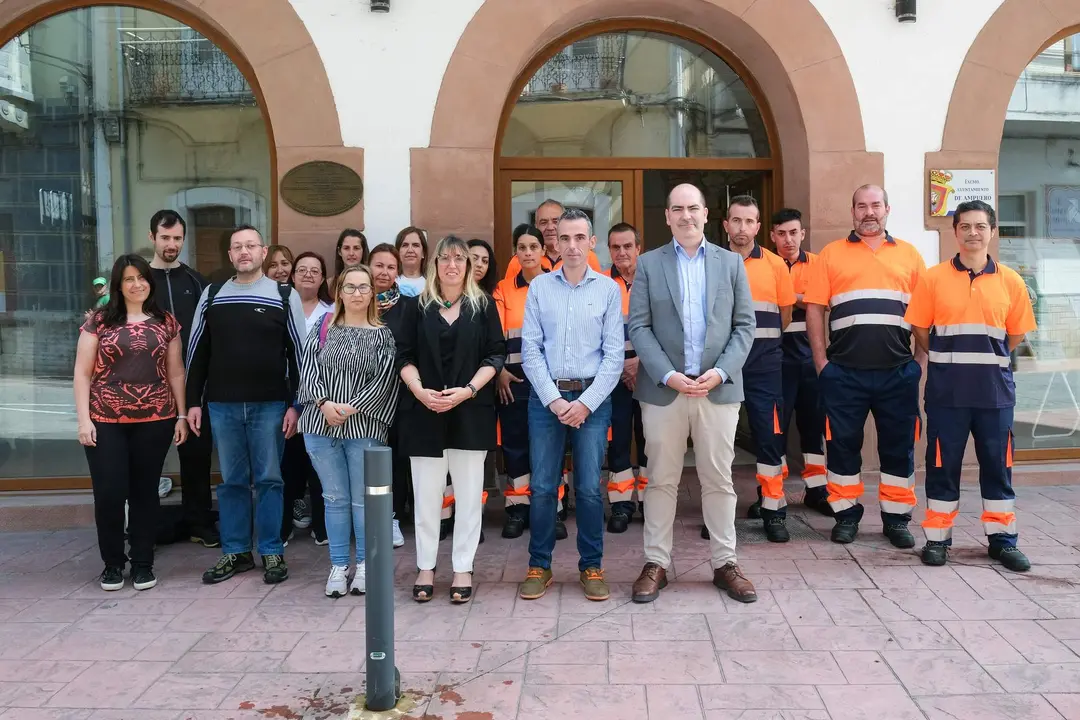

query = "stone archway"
[
  {"left": 926, "top": 0, "right": 1080, "bottom": 258},
  {"left": 414, "top": 0, "right": 879, "bottom": 250},
  {"left": 0, "top": 0, "right": 360, "bottom": 251}
]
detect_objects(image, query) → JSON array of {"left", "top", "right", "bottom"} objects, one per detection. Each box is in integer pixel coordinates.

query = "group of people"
[{"left": 73, "top": 182, "right": 1036, "bottom": 605}]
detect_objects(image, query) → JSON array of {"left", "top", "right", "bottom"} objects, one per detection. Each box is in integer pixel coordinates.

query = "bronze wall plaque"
[{"left": 280, "top": 161, "right": 364, "bottom": 217}]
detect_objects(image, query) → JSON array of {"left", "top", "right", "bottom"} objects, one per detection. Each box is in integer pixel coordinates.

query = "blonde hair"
[
  {"left": 332, "top": 265, "right": 382, "bottom": 327},
  {"left": 419, "top": 235, "right": 489, "bottom": 313}
]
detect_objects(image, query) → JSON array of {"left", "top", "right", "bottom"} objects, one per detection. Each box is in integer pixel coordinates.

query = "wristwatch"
[
  {"left": 316, "top": 397, "right": 330, "bottom": 408},
  {"left": 467, "top": 382, "right": 478, "bottom": 398}
]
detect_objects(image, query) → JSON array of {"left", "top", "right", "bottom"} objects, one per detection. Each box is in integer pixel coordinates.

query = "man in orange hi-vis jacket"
[{"left": 904, "top": 199, "right": 1036, "bottom": 572}]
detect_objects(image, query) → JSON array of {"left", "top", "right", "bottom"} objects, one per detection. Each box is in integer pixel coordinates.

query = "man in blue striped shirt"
[{"left": 519, "top": 208, "right": 625, "bottom": 602}]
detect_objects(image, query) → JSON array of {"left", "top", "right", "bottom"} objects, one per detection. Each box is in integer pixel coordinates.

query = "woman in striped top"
[{"left": 297, "top": 265, "right": 399, "bottom": 599}]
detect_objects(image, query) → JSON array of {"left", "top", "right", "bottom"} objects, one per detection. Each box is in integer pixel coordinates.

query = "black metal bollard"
[{"left": 363, "top": 445, "right": 400, "bottom": 711}]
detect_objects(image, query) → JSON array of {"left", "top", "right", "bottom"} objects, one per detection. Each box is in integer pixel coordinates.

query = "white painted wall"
[{"left": 289, "top": 0, "right": 1021, "bottom": 265}]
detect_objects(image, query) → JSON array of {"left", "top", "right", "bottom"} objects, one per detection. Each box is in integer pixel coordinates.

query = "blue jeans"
[
  {"left": 304, "top": 434, "right": 379, "bottom": 566},
  {"left": 208, "top": 401, "right": 287, "bottom": 556},
  {"left": 527, "top": 389, "right": 612, "bottom": 571}
]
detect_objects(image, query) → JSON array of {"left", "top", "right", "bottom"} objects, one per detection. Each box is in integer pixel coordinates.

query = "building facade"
[{"left": 1, "top": 0, "right": 1078, "bottom": 487}]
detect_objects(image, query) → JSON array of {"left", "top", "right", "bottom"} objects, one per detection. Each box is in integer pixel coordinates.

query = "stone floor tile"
[
  {"left": 706, "top": 614, "right": 800, "bottom": 651},
  {"left": 698, "top": 684, "right": 824, "bottom": 710},
  {"left": 0, "top": 681, "right": 66, "bottom": 708},
  {"left": 0, "top": 599, "right": 34, "bottom": 622},
  {"left": 984, "top": 663, "right": 1080, "bottom": 693},
  {"left": 0, "top": 623, "right": 69, "bottom": 659},
  {"left": 884, "top": 621, "right": 962, "bottom": 650},
  {"left": 791, "top": 624, "right": 896, "bottom": 651},
  {"left": 9, "top": 600, "right": 103, "bottom": 624},
  {"left": 556, "top": 613, "right": 631, "bottom": 640},
  {"left": 392, "top": 641, "right": 482, "bottom": 673},
  {"left": 796, "top": 560, "right": 876, "bottom": 589},
  {"left": 861, "top": 565, "right": 926, "bottom": 589},
  {"left": 610, "top": 641, "right": 722, "bottom": 684},
  {"left": 913, "top": 566, "right": 981, "bottom": 603},
  {"left": 468, "top": 581, "right": 523, "bottom": 616},
  {"left": 859, "top": 588, "right": 959, "bottom": 622},
  {"left": 0, "top": 660, "right": 91, "bottom": 683},
  {"left": 243, "top": 603, "right": 351, "bottom": 632},
  {"left": 716, "top": 651, "right": 846, "bottom": 684},
  {"left": 518, "top": 682, "right": 643, "bottom": 719},
  {"left": 216, "top": 672, "right": 330, "bottom": 715},
  {"left": 651, "top": 583, "right": 732, "bottom": 614},
  {"left": 0, "top": 710, "right": 92, "bottom": 719},
  {"left": 646, "top": 685, "right": 705, "bottom": 719},
  {"left": 632, "top": 613, "right": 710, "bottom": 640},
  {"left": 190, "top": 632, "right": 305, "bottom": 653},
  {"left": 917, "top": 693, "right": 1064, "bottom": 720},
  {"left": 28, "top": 631, "right": 160, "bottom": 662},
  {"left": 46, "top": 661, "right": 171, "bottom": 709},
  {"left": 426, "top": 672, "right": 523, "bottom": 720},
  {"left": 990, "top": 619, "right": 1080, "bottom": 663},
  {"left": 87, "top": 712, "right": 179, "bottom": 720},
  {"left": 883, "top": 650, "right": 1003, "bottom": 695},
  {"left": 818, "top": 684, "right": 924, "bottom": 719},
  {"left": 70, "top": 614, "right": 171, "bottom": 633},
  {"left": 461, "top": 615, "right": 557, "bottom": 642},
  {"left": 1034, "top": 594, "right": 1080, "bottom": 619},
  {"left": 89, "top": 597, "right": 193, "bottom": 617},
  {"left": 831, "top": 651, "right": 900, "bottom": 684},
  {"left": 133, "top": 632, "right": 204, "bottom": 662},
  {"left": 943, "top": 597, "right": 1054, "bottom": 621},
  {"left": 281, "top": 632, "right": 368, "bottom": 673},
  {"left": 164, "top": 599, "right": 260, "bottom": 633},
  {"left": 525, "top": 662, "right": 608, "bottom": 684},
  {"left": 476, "top": 641, "right": 529, "bottom": 673},
  {"left": 814, "top": 589, "right": 883, "bottom": 626},
  {"left": 133, "top": 672, "right": 242, "bottom": 709},
  {"left": 172, "top": 651, "right": 287, "bottom": 673},
  {"left": 941, "top": 620, "right": 1026, "bottom": 664},
  {"left": 772, "top": 590, "right": 834, "bottom": 626},
  {"left": 1044, "top": 693, "right": 1080, "bottom": 719},
  {"left": 525, "top": 640, "right": 607, "bottom": 665},
  {"left": 953, "top": 565, "right": 1028, "bottom": 600}
]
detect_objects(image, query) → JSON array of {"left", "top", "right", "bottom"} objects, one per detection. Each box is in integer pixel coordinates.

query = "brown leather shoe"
[
  {"left": 713, "top": 562, "right": 757, "bottom": 604},
  {"left": 631, "top": 562, "right": 668, "bottom": 604}
]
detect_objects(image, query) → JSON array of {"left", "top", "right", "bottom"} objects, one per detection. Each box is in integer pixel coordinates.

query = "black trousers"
[
  {"left": 85, "top": 419, "right": 174, "bottom": 570},
  {"left": 178, "top": 408, "right": 214, "bottom": 529},
  {"left": 388, "top": 420, "right": 414, "bottom": 521},
  {"left": 281, "top": 432, "right": 325, "bottom": 538}
]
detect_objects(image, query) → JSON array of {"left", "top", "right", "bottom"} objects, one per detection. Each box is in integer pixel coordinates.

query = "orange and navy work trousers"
[
  {"left": 780, "top": 359, "right": 826, "bottom": 492},
  {"left": 923, "top": 405, "right": 1017, "bottom": 549},
  {"left": 744, "top": 367, "right": 787, "bottom": 520},
  {"left": 606, "top": 382, "right": 648, "bottom": 514},
  {"left": 818, "top": 359, "right": 921, "bottom": 525}
]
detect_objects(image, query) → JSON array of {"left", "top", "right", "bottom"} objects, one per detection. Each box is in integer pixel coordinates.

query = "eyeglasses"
[
  {"left": 230, "top": 243, "right": 262, "bottom": 253},
  {"left": 437, "top": 254, "right": 468, "bottom": 266},
  {"left": 294, "top": 268, "right": 322, "bottom": 276},
  {"left": 341, "top": 283, "right": 372, "bottom": 295}
]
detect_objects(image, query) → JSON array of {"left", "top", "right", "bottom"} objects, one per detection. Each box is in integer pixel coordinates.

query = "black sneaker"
[
  {"left": 746, "top": 499, "right": 763, "bottom": 520},
  {"left": 263, "top": 554, "right": 289, "bottom": 584},
  {"left": 132, "top": 567, "right": 157, "bottom": 591},
  {"left": 311, "top": 528, "right": 328, "bottom": 546},
  {"left": 502, "top": 513, "right": 527, "bottom": 539},
  {"left": 189, "top": 525, "right": 221, "bottom": 548},
  {"left": 554, "top": 520, "right": 568, "bottom": 541},
  {"left": 99, "top": 565, "right": 125, "bottom": 591},
  {"left": 921, "top": 541, "right": 949, "bottom": 566},
  {"left": 282, "top": 529, "right": 295, "bottom": 548},
  {"left": 883, "top": 523, "right": 916, "bottom": 549},
  {"left": 607, "top": 511, "right": 631, "bottom": 534},
  {"left": 440, "top": 518, "right": 452, "bottom": 541},
  {"left": 831, "top": 519, "right": 859, "bottom": 544},
  {"left": 764, "top": 516, "right": 790, "bottom": 543},
  {"left": 990, "top": 545, "right": 1031, "bottom": 572},
  {"left": 202, "top": 552, "right": 255, "bottom": 584}
]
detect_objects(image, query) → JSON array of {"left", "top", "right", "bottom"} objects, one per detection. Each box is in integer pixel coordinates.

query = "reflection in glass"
[
  {"left": 0, "top": 7, "right": 270, "bottom": 479},
  {"left": 509, "top": 181, "right": 623, "bottom": 267},
  {"left": 503, "top": 31, "right": 769, "bottom": 159}
]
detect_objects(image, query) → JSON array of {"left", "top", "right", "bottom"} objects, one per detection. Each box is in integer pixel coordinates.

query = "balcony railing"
[
  {"left": 520, "top": 34, "right": 627, "bottom": 99},
  {"left": 118, "top": 27, "right": 254, "bottom": 106}
]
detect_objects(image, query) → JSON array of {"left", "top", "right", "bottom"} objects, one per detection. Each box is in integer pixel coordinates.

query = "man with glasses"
[{"left": 186, "top": 224, "right": 306, "bottom": 585}]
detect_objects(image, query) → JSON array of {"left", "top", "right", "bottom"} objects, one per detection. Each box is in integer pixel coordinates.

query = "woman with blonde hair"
[
  {"left": 297, "top": 264, "right": 399, "bottom": 598},
  {"left": 396, "top": 236, "right": 505, "bottom": 603}
]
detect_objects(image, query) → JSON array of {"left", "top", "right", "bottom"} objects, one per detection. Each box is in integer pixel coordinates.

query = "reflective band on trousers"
[
  {"left": 755, "top": 327, "right": 782, "bottom": 339},
  {"left": 982, "top": 498, "right": 1017, "bottom": 535},
  {"left": 784, "top": 321, "right": 807, "bottom": 333},
  {"left": 753, "top": 301, "right": 780, "bottom": 313},
  {"left": 922, "top": 499, "right": 959, "bottom": 542},
  {"left": 506, "top": 328, "right": 522, "bottom": 339},
  {"left": 879, "top": 472, "right": 915, "bottom": 489},
  {"left": 928, "top": 350, "right": 1009, "bottom": 367}
]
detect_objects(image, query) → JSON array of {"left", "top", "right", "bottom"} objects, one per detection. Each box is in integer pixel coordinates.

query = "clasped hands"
[
  {"left": 414, "top": 385, "right": 473, "bottom": 413},
  {"left": 666, "top": 368, "right": 723, "bottom": 396},
  {"left": 548, "top": 397, "right": 590, "bottom": 428}
]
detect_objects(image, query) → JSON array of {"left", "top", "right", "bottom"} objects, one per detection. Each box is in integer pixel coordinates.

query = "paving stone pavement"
[{"left": 2, "top": 482, "right": 1080, "bottom": 719}]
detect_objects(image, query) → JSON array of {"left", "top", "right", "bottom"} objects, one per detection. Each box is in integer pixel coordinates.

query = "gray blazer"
[{"left": 628, "top": 240, "right": 755, "bottom": 406}]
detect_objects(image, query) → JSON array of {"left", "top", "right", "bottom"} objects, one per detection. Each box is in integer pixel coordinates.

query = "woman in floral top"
[{"left": 74, "top": 254, "right": 188, "bottom": 593}]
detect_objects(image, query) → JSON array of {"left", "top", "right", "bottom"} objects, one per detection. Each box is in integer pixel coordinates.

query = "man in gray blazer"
[{"left": 627, "top": 183, "right": 758, "bottom": 604}]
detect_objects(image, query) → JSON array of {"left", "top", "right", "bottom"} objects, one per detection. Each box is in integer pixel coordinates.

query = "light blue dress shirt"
[
  {"left": 521, "top": 267, "right": 625, "bottom": 412},
  {"left": 661, "top": 238, "right": 728, "bottom": 386}
]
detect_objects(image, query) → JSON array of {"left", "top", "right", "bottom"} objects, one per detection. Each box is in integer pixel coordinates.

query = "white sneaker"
[
  {"left": 325, "top": 565, "right": 349, "bottom": 598},
  {"left": 158, "top": 477, "right": 172, "bottom": 498},
  {"left": 350, "top": 561, "right": 367, "bottom": 595},
  {"left": 392, "top": 519, "right": 405, "bottom": 548}
]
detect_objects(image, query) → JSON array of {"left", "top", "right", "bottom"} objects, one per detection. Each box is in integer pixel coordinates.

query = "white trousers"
[
  {"left": 412, "top": 449, "right": 487, "bottom": 573},
  {"left": 641, "top": 396, "right": 741, "bottom": 570}
]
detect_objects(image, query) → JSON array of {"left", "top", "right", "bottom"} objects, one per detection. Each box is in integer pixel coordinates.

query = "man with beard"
[
  {"left": 148, "top": 210, "right": 218, "bottom": 548},
  {"left": 805, "top": 185, "right": 927, "bottom": 546}
]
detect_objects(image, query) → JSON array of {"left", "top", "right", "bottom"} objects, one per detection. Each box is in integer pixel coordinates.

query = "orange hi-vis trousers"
[{"left": 606, "top": 383, "right": 648, "bottom": 507}]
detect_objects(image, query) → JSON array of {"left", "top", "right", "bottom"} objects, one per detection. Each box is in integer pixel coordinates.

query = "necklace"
[{"left": 442, "top": 294, "right": 462, "bottom": 309}]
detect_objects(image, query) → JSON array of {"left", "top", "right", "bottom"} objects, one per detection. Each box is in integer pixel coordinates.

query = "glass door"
[
  {"left": 497, "top": 170, "right": 637, "bottom": 268},
  {"left": 640, "top": 170, "right": 771, "bottom": 252}
]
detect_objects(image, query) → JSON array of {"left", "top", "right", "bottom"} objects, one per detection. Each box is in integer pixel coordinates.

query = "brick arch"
[
  {"left": 415, "top": 0, "right": 879, "bottom": 250},
  {"left": 0, "top": 0, "right": 360, "bottom": 252},
  {"left": 926, "top": 0, "right": 1080, "bottom": 257}
]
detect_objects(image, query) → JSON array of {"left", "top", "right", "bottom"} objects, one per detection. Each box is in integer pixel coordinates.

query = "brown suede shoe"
[
  {"left": 631, "top": 562, "right": 668, "bottom": 604},
  {"left": 713, "top": 562, "right": 757, "bottom": 604}
]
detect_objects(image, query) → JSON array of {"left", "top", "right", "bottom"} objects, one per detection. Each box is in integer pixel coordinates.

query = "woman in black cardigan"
[{"left": 397, "top": 235, "right": 505, "bottom": 604}]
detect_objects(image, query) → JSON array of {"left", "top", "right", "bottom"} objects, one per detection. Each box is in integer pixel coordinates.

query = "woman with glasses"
[
  {"left": 281, "top": 251, "right": 334, "bottom": 545},
  {"left": 298, "top": 264, "right": 399, "bottom": 598},
  {"left": 397, "top": 236, "right": 506, "bottom": 603},
  {"left": 74, "top": 254, "right": 188, "bottom": 591}
]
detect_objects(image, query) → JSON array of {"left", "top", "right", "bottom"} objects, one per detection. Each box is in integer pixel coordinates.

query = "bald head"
[
  {"left": 852, "top": 184, "right": 889, "bottom": 208},
  {"left": 667, "top": 183, "right": 706, "bottom": 209},
  {"left": 665, "top": 183, "right": 709, "bottom": 247}
]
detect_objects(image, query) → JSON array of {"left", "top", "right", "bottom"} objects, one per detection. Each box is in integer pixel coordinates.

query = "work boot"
[
  {"left": 202, "top": 552, "right": 255, "bottom": 584},
  {"left": 713, "top": 562, "right": 758, "bottom": 603},
  {"left": 607, "top": 510, "right": 631, "bottom": 534},
  {"left": 921, "top": 541, "right": 949, "bottom": 566},
  {"left": 631, "top": 562, "right": 668, "bottom": 604},
  {"left": 518, "top": 566, "right": 553, "bottom": 600},
  {"left": 746, "top": 486, "right": 763, "bottom": 519},
  {"left": 803, "top": 487, "right": 833, "bottom": 516},
  {"left": 262, "top": 554, "right": 289, "bottom": 584},
  {"left": 502, "top": 508, "right": 528, "bottom": 539},
  {"left": 764, "top": 516, "right": 790, "bottom": 543},
  {"left": 189, "top": 525, "right": 221, "bottom": 549},
  {"left": 555, "top": 520, "right": 568, "bottom": 540},
  {"left": 700, "top": 524, "right": 710, "bottom": 540},
  {"left": 990, "top": 545, "right": 1031, "bottom": 572},
  {"left": 440, "top": 517, "right": 452, "bottom": 541},
  {"left": 831, "top": 519, "right": 859, "bottom": 544},
  {"left": 883, "top": 523, "right": 916, "bottom": 549},
  {"left": 579, "top": 568, "right": 609, "bottom": 601}
]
